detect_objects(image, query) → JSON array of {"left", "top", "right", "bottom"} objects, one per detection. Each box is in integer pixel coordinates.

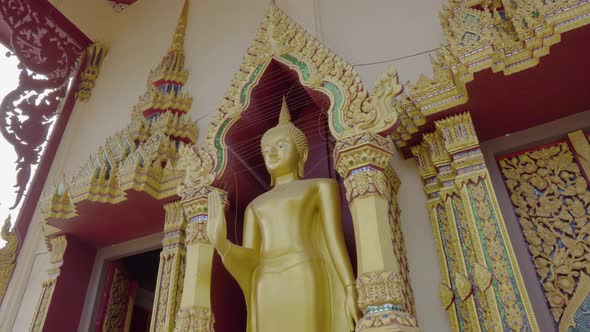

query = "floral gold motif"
[
  {"left": 151, "top": 201, "right": 187, "bottom": 332},
  {"left": 174, "top": 305, "right": 214, "bottom": 332},
  {"left": 499, "top": 141, "right": 590, "bottom": 323}
]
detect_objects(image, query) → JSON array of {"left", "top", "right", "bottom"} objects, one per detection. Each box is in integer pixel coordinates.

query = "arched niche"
[
  {"left": 199, "top": 6, "right": 399, "bottom": 331},
  {"left": 208, "top": 57, "right": 357, "bottom": 332}
]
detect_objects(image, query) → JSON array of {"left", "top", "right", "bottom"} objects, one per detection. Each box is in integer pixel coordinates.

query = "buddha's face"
[{"left": 261, "top": 132, "right": 300, "bottom": 178}]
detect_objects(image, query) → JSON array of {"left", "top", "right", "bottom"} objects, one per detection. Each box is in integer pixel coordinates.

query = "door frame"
[{"left": 78, "top": 232, "right": 163, "bottom": 332}]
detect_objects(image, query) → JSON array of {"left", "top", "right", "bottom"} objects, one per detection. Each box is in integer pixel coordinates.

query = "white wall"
[
  {"left": 6, "top": 0, "right": 450, "bottom": 330},
  {"left": 10, "top": 233, "right": 51, "bottom": 332}
]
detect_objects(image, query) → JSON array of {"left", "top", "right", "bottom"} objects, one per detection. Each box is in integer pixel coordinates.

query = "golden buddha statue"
[{"left": 207, "top": 98, "right": 359, "bottom": 332}]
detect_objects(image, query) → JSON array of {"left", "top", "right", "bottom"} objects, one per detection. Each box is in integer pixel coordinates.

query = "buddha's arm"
[
  {"left": 319, "top": 180, "right": 356, "bottom": 287},
  {"left": 220, "top": 205, "right": 260, "bottom": 295}
]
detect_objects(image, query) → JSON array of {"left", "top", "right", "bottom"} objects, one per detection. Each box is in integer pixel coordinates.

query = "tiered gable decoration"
[
  {"left": 41, "top": 0, "right": 196, "bottom": 222},
  {"left": 386, "top": 0, "right": 590, "bottom": 152}
]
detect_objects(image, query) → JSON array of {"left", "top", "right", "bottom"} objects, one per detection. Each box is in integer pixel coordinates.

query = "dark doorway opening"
[{"left": 95, "top": 249, "right": 161, "bottom": 332}]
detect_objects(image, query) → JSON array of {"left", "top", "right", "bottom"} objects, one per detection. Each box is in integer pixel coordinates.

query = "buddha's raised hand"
[{"left": 207, "top": 190, "right": 230, "bottom": 255}]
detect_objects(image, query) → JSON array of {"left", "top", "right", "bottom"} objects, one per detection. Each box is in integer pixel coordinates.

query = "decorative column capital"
[
  {"left": 181, "top": 186, "right": 228, "bottom": 245},
  {"left": 422, "top": 131, "right": 451, "bottom": 167},
  {"left": 334, "top": 132, "right": 394, "bottom": 175},
  {"left": 162, "top": 201, "right": 187, "bottom": 249},
  {"left": 434, "top": 112, "right": 478, "bottom": 155},
  {"left": 334, "top": 132, "right": 394, "bottom": 202},
  {"left": 410, "top": 142, "right": 437, "bottom": 179},
  {"left": 435, "top": 112, "right": 487, "bottom": 176}
]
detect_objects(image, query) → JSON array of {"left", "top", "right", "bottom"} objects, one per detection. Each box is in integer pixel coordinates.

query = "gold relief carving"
[
  {"left": 568, "top": 130, "right": 590, "bottom": 179},
  {"left": 384, "top": 165, "right": 416, "bottom": 317},
  {"left": 434, "top": 112, "right": 478, "bottom": 155},
  {"left": 102, "top": 269, "right": 130, "bottom": 332},
  {"left": 499, "top": 141, "right": 590, "bottom": 322},
  {"left": 174, "top": 306, "right": 214, "bottom": 332},
  {"left": 422, "top": 131, "right": 451, "bottom": 167},
  {"left": 356, "top": 271, "right": 404, "bottom": 310},
  {"left": 76, "top": 41, "right": 108, "bottom": 102},
  {"left": 439, "top": 283, "right": 455, "bottom": 310},
  {"left": 152, "top": 201, "right": 186, "bottom": 332},
  {"left": 387, "top": 1, "right": 590, "bottom": 151},
  {"left": 370, "top": 66, "right": 404, "bottom": 130},
  {"left": 176, "top": 145, "right": 216, "bottom": 194},
  {"left": 206, "top": 5, "right": 400, "bottom": 177},
  {"left": 333, "top": 131, "right": 394, "bottom": 177},
  {"left": 30, "top": 278, "right": 57, "bottom": 332},
  {"left": 411, "top": 142, "right": 437, "bottom": 179},
  {"left": 417, "top": 126, "right": 540, "bottom": 331},
  {"left": 153, "top": 250, "right": 185, "bottom": 332},
  {"left": 466, "top": 179, "right": 529, "bottom": 331},
  {"left": 454, "top": 272, "right": 473, "bottom": 302},
  {"left": 343, "top": 170, "right": 390, "bottom": 203},
  {"left": 155, "top": 252, "right": 175, "bottom": 331},
  {"left": 559, "top": 272, "right": 590, "bottom": 332},
  {"left": 0, "top": 216, "right": 18, "bottom": 304},
  {"left": 181, "top": 187, "right": 228, "bottom": 221},
  {"left": 164, "top": 201, "right": 186, "bottom": 232},
  {"left": 48, "top": 235, "right": 67, "bottom": 265},
  {"left": 186, "top": 221, "right": 208, "bottom": 244},
  {"left": 473, "top": 263, "right": 493, "bottom": 292},
  {"left": 355, "top": 310, "right": 418, "bottom": 331},
  {"left": 334, "top": 132, "right": 396, "bottom": 201},
  {"left": 151, "top": 112, "right": 198, "bottom": 143},
  {"left": 41, "top": 0, "right": 194, "bottom": 222}
]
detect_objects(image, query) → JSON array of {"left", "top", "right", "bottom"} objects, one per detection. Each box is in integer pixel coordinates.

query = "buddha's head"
[{"left": 261, "top": 97, "right": 308, "bottom": 186}]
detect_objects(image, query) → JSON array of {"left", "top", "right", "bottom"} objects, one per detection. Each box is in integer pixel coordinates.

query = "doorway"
[{"left": 95, "top": 249, "right": 161, "bottom": 332}]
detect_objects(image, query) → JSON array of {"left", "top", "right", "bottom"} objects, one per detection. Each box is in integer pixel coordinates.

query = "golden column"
[
  {"left": 412, "top": 132, "right": 479, "bottom": 332},
  {"left": 174, "top": 186, "right": 227, "bottom": 331},
  {"left": 334, "top": 131, "right": 419, "bottom": 332},
  {"left": 151, "top": 202, "right": 187, "bottom": 332},
  {"left": 412, "top": 112, "right": 539, "bottom": 332}
]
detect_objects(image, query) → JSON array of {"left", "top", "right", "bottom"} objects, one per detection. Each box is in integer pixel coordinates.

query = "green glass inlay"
[
  {"left": 437, "top": 206, "right": 466, "bottom": 331},
  {"left": 469, "top": 181, "right": 531, "bottom": 332},
  {"left": 214, "top": 119, "right": 232, "bottom": 173},
  {"left": 322, "top": 81, "right": 345, "bottom": 133},
  {"left": 280, "top": 54, "right": 309, "bottom": 81},
  {"left": 241, "top": 64, "right": 265, "bottom": 106},
  {"left": 451, "top": 198, "right": 488, "bottom": 331}
]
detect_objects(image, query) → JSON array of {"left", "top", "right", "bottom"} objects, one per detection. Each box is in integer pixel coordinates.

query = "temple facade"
[{"left": 0, "top": 0, "right": 589, "bottom": 331}]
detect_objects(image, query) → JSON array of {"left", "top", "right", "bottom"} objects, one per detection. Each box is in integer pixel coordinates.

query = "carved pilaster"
[
  {"left": 412, "top": 112, "right": 539, "bottom": 332},
  {"left": 174, "top": 186, "right": 227, "bottom": 332},
  {"left": 414, "top": 132, "right": 480, "bottom": 332},
  {"left": 29, "top": 235, "right": 67, "bottom": 332},
  {"left": 151, "top": 201, "right": 187, "bottom": 332},
  {"left": 334, "top": 131, "right": 419, "bottom": 332}
]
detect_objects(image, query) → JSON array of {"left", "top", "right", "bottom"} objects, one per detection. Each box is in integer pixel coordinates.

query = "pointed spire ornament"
[
  {"left": 168, "top": 0, "right": 190, "bottom": 54},
  {"left": 278, "top": 97, "right": 292, "bottom": 124}
]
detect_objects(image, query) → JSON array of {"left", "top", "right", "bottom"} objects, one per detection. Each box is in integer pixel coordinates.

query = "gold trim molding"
[
  {"left": 388, "top": 0, "right": 590, "bottom": 151},
  {"left": 204, "top": 4, "right": 403, "bottom": 176}
]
